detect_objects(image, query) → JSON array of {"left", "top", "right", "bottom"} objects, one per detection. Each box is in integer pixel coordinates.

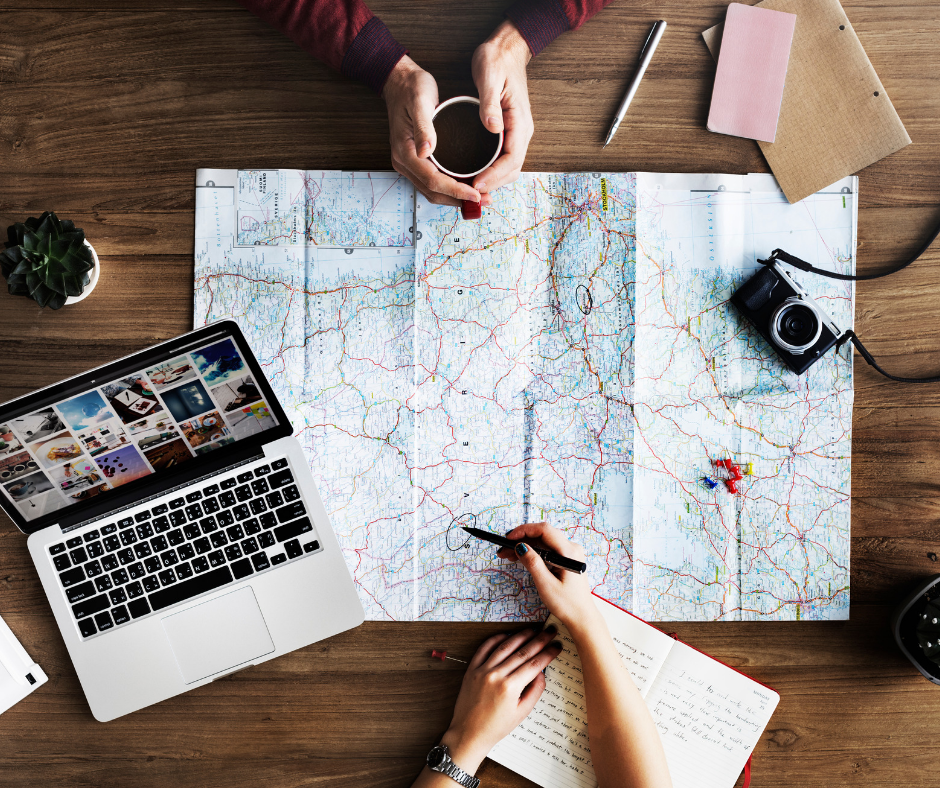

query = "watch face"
[{"left": 427, "top": 746, "right": 446, "bottom": 768}]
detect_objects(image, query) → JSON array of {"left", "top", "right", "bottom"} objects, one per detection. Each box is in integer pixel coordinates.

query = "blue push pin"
[{"left": 702, "top": 476, "right": 718, "bottom": 490}]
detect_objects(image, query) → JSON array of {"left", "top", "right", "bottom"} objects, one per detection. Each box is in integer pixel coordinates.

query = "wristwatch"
[{"left": 426, "top": 744, "right": 480, "bottom": 788}]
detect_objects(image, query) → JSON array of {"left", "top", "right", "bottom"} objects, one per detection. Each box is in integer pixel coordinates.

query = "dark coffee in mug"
[{"left": 431, "top": 101, "right": 502, "bottom": 177}]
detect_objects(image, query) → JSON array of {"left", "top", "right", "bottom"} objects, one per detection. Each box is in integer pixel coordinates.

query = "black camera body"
[{"left": 730, "top": 262, "right": 844, "bottom": 375}]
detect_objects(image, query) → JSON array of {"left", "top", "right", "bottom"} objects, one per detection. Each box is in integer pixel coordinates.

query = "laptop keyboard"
[{"left": 47, "top": 457, "right": 322, "bottom": 639}]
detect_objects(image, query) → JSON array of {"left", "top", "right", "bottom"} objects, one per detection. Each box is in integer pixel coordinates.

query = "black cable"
[{"left": 836, "top": 331, "right": 940, "bottom": 383}]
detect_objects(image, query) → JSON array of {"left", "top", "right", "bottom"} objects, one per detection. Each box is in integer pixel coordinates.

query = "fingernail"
[
  {"left": 419, "top": 141, "right": 431, "bottom": 154},
  {"left": 515, "top": 543, "right": 528, "bottom": 556},
  {"left": 487, "top": 116, "right": 500, "bottom": 128},
  {"left": 544, "top": 624, "right": 557, "bottom": 635},
  {"left": 476, "top": 182, "right": 487, "bottom": 192},
  {"left": 550, "top": 641, "right": 563, "bottom": 650}
]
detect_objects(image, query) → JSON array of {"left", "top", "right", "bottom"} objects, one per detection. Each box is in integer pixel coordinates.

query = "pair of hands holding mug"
[{"left": 382, "top": 20, "right": 533, "bottom": 210}]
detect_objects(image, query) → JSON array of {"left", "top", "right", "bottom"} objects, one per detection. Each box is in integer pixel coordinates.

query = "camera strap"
[{"left": 835, "top": 331, "right": 940, "bottom": 383}]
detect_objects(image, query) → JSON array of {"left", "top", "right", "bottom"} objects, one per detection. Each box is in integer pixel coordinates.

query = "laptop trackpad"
[{"left": 162, "top": 586, "right": 275, "bottom": 684}]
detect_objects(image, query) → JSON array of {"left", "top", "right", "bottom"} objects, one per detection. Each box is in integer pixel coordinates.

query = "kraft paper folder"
[{"left": 703, "top": 0, "right": 910, "bottom": 204}]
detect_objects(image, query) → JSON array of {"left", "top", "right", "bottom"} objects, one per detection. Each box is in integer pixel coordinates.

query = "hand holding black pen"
[{"left": 462, "top": 526, "right": 587, "bottom": 574}]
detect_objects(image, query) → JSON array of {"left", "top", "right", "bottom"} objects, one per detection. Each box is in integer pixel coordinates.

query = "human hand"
[
  {"left": 470, "top": 20, "right": 534, "bottom": 201},
  {"left": 438, "top": 627, "right": 562, "bottom": 771},
  {"left": 382, "top": 56, "right": 482, "bottom": 208},
  {"left": 497, "top": 522, "right": 599, "bottom": 632}
]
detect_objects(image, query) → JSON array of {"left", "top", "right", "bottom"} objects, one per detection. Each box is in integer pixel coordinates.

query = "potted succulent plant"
[
  {"left": 891, "top": 574, "right": 940, "bottom": 685},
  {"left": 0, "top": 212, "right": 100, "bottom": 309}
]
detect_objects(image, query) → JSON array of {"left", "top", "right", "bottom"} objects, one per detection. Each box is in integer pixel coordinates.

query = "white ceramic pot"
[{"left": 65, "top": 239, "right": 100, "bottom": 306}]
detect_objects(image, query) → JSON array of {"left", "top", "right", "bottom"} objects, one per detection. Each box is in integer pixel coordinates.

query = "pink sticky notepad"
[{"left": 707, "top": 3, "right": 796, "bottom": 143}]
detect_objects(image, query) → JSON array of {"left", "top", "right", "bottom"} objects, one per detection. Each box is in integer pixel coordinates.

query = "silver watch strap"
[{"left": 440, "top": 759, "right": 479, "bottom": 788}]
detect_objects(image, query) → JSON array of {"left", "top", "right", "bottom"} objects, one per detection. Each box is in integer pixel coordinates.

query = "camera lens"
[{"left": 770, "top": 298, "right": 822, "bottom": 354}]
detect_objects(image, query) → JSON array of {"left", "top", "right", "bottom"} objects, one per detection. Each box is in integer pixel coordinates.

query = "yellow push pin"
[{"left": 744, "top": 462, "right": 754, "bottom": 476}]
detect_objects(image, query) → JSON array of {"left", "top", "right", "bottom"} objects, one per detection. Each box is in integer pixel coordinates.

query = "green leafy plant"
[
  {"left": 917, "top": 597, "right": 940, "bottom": 666},
  {"left": 0, "top": 212, "right": 95, "bottom": 309}
]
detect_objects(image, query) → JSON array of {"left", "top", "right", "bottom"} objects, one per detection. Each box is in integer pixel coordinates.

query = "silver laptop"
[{"left": 0, "top": 321, "right": 364, "bottom": 721}]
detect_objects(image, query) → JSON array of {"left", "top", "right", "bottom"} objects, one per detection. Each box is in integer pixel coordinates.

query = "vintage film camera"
[{"left": 730, "top": 262, "right": 844, "bottom": 375}]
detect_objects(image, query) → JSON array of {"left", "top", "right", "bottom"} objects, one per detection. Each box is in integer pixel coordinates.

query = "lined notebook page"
[
  {"left": 488, "top": 602, "right": 674, "bottom": 788},
  {"left": 645, "top": 641, "right": 779, "bottom": 788}
]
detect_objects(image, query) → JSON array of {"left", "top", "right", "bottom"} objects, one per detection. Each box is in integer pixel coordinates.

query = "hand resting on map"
[{"left": 383, "top": 20, "right": 533, "bottom": 209}]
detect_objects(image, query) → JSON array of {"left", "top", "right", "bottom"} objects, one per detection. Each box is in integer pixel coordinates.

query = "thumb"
[
  {"left": 514, "top": 542, "right": 555, "bottom": 587},
  {"left": 477, "top": 75, "right": 505, "bottom": 134},
  {"left": 412, "top": 93, "right": 438, "bottom": 158}
]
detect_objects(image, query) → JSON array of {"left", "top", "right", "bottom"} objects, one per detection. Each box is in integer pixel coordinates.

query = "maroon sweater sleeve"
[
  {"left": 506, "top": 0, "right": 614, "bottom": 57},
  {"left": 238, "top": 0, "right": 407, "bottom": 94}
]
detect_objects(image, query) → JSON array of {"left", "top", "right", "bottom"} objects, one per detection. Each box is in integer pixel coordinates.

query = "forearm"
[
  {"left": 568, "top": 613, "right": 672, "bottom": 788},
  {"left": 411, "top": 728, "right": 489, "bottom": 788}
]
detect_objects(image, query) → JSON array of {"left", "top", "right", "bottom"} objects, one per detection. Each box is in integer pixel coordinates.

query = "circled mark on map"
[
  {"left": 447, "top": 513, "right": 477, "bottom": 551},
  {"left": 576, "top": 285, "right": 593, "bottom": 316}
]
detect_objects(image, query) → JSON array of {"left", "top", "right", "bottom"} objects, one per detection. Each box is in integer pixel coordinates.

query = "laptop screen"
[{"left": 0, "top": 322, "right": 290, "bottom": 533}]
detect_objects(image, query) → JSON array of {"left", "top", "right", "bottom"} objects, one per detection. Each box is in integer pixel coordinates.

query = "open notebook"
[{"left": 489, "top": 596, "right": 779, "bottom": 788}]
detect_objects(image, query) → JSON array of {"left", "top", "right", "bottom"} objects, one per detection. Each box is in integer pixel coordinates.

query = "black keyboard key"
[
  {"left": 111, "top": 568, "right": 130, "bottom": 585},
  {"left": 86, "top": 541, "right": 104, "bottom": 558},
  {"left": 271, "top": 458, "right": 288, "bottom": 470},
  {"left": 134, "top": 511, "right": 151, "bottom": 523},
  {"left": 136, "top": 522, "right": 154, "bottom": 540},
  {"left": 117, "top": 548, "right": 135, "bottom": 566},
  {"left": 73, "top": 594, "right": 109, "bottom": 620},
  {"left": 231, "top": 558, "right": 253, "bottom": 579},
  {"left": 210, "top": 532, "right": 228, "bottom": 549},
  {"left": 235, "top": 485, "right": 252, "bottom": 502},
  {"left": 59, "top": 566, "right": 86, "bottom": 587},
  {"left": 95, "top": 575, "right": 114, "bottom": 593},
  {"left": 232, "top": 504, "right": 250, "bottom": 521},
  {"left": 176, "top": 563, "right": 194, "bottom": 580},
  {"left": 128, "top": 562, "right": 145, "bottom": 580},
  {"left": 158, "top": 569, "right": 177, "bottom": 586},
  {"left": 83, "top": 530, "right": 100, "bottom": 542},
  {"left": 118, "top": 516, "right": 134, "bottom": 528},
  {"left": 177, "top": 543, "right": 195, "bottom": 561},
  {"left": 109, "top": 587, "right": 128, "bottom": 605},
  {"left": 151, "top": 534, "right": 169, "bottom": 552},
  {"left": 271, "top": 553, "right": 287, "bottom": 565},
  {"left": 170, "top": 497, "right": 185, "bottom": 509},
  {"left": 268, "top": 469, "right": 293, "bottom": 488},
  {"left": 237, "top": 471, "right": 254, "bottom": 483},
  {"left": 275, "top": 501, "right": 306, "bottom": 523},
  {"left": 160, "top": 549, "right": 179, "bottom": 568},
  {"left": 126, "top": 581, "right": 144, "bottom": 599},
  {"left": 66, "top": 536, "right": 83, "bottom": 549},
  {"left": 304, "top": 540, "right": 320, "bottom": 553},
  {"left": 101, "top": 523, "right": 118, "bottom": 535},
  {"left": 251, "top": 552, "right": 270, "bottom": 572},
  {"left": 84, "top": 560, "right": 103, "bottom": 578},
  {"left": 194, "top": 537, "right": 212, "bottom": 555},
  {"left": 192, "top": 556, "right": 210, "bottom": 573},
  {"left": 169, "top": 511, "right": 186, "bottom": 527},
  {"left": 128, "top": 598, "right": 150, "bottom": 619},
  {"left": 260, "top": 512, "right": 277, "bottom": 530},
  {"left": 145, "top": 556, "right": 161, "bottom": 574},
  {"left": 79, "top": 619, "right": 97, "bottom": 638},
  {"left": 148, "top": 566, "right": 233, "bottom": 612},
  {"left": 255, "top": 464, "right": 271, "bottom": 476},
  {"left": 226, "top": 524, "right": 245, "bottom": 542},
  {"left": 185, "top": 504, "right": 203, "bottom": 521},
  {"left": 183, "top": 523, "right": 201, "bottom": 540},
  {"left": 244, "top": 518, "right": 262, "bottom": 535},
  {"left": 241, "top": 537, "right": 259, "bottom": 554},
  {"left": 103, "top": 535, "right": 121, "bottom": 552},
  {"left": 143, "top": 575, "right": 160, "bottom": 593},
  {"left": 186, "top": 491, "right": 203, "bottom": 503},
  {"left": 224, "top": 544, "right": 243, "bottom": 562},
  {"left": 274, "top": 517, "right": 313, "bottom": 543},
  {"left": 53, "top": 554, "right": 71, "bottom": 572},
  {"left": 249, "top": 498, "right": 267, "bottom": 515},
  {"left": 208, "top": 550, "right": 226, "bottom": 567},
  {"left": 168, "top": 529, "right": 185, "bottom": 546},
  {"left": 259, "top": 532, "right": 275, "bottom": 549},
  {"left": 200, "top": 516, "right": 218, "bottom": 534},
  {"left": 251, "top": 478, "right": 269, "bottom": 496},
  {"left": 112, "top": 605, "right": 130, "bottom": 625},
  {"left": 67, "top": 581, "right": 96, "bottom": 604},
  {"left": 69, "top": 547, "right": 89, "bottom": 564},
  {"left": 134, "top": 542, "right": 153, "bottom": 559},
  {"left": 202, "top": 483, "right": 220, "bottom": 496},
  {"left": 153, "top": 515, "right": 171, "bottom": 533},
  {"left": 152, "top": 503, "right": 168, "bottom": 515},
  {"left": 285, "top": 539, "right": 303, "bottom": 559},
  {"left": 202, "top": 497, "right": 220, "bottom": 515},
  {"left": 265, "top": 490, "right": 284, "bottom": 508},
  {"left": 101, "top": 554, "right": 119, "bottom": 572},
  {"left": 50, "top": 543, "right": 66, "bottom": 555},
  {"left": 216, "top": 510, "right": 235, "bottom": 527},
  {"left": 283, "top": 485, "right": 301, "bottom": 502},
  {"left": 219, "top": 491, "right": 236, "bottom": 508},
  {"left": 95, "top": 611, "right": 114, "bottom": 632},
  {"left": 220, "top": 477, "right": 237, "bottom": 489},
  {"left": 119, "top": 529, "right": 137, "bottom": 546}
]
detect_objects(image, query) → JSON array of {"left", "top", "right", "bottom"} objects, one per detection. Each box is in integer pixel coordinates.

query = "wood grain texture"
[{"left": 2, "top": 1, "right": 940, "bottom": 786}]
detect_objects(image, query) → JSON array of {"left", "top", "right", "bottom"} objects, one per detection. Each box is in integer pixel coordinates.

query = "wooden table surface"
[{"left": 2, "top": 1, "right": 940, "bottom": 785}]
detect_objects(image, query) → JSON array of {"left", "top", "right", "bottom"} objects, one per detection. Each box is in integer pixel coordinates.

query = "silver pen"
[{"left": 603, "top": 20, "right": 667, "bottom": 148}]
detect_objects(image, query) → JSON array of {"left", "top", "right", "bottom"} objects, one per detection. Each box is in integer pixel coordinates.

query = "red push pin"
[
  {"left": 715, "top": 458, "right": 733, "bottom": 470},
  {"left": 725, "top": 479, "right": 738, "bottom": 494},
  {"left": 431, "top": 649, "right": 467, "bottom": 664},
  {"left": 728, "top": 465, "right": 743, "bottom": 481}
]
